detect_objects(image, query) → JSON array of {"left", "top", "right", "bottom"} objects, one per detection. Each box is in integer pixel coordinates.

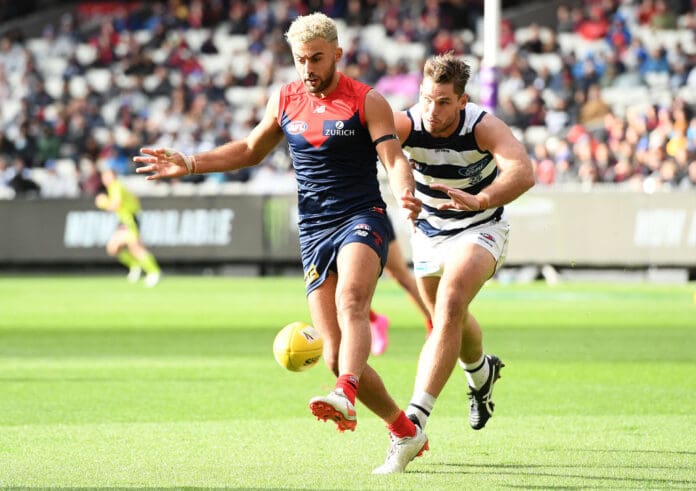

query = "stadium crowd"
[{"left": 0, "top": 0, "right": 695, "bottom": 200}]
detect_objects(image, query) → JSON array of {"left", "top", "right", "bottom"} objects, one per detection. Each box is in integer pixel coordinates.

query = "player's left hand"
[{"left": 430, "top": 183, "right": 486, "bottom": 211}]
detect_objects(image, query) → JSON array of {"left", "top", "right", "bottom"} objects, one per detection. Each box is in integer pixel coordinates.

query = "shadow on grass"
[
  {"left": 419, "top": 461, "right": 696, "bottom": 488},
  {"left": 1, "top": 489, "right": 319, "bottom": 491},
  {"left": 572, "top": 447, "right": 696, "bottom": 455}
]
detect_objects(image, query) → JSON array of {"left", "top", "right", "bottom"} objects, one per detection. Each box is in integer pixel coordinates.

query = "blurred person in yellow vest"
[{"left": 95, "top": 168, "right": 161, "bottom": 287}]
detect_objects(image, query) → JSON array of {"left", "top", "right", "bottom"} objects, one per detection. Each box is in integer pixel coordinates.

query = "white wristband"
[{"left": 165, "top": 148, "right": 193, "bottom": 174}]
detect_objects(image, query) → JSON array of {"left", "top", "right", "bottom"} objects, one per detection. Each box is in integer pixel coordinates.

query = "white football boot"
[
  {"left": 309, "top": 388, "right": 357, "bottom": 432},
  {"left": 372, "top": 425, "right": 429, "bottom": 474}
]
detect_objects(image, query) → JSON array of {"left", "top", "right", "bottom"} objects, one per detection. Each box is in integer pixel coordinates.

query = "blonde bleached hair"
[
  {"left": 285, "top": 12, "right": 338, "bottom": 46},
  {"left": 423, "top": 53, "right": 471, "bottom": 96}
]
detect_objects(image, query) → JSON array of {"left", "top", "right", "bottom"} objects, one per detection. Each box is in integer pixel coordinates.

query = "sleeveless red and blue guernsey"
[{"left": 278, "top": 74, "right": 386, "bottom": 232}]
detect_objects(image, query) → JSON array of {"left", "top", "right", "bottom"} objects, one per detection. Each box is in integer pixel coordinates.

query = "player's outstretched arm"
[
  {"left": 471, "top": 113, "right": 535, "bottom": 207},
  {"left": 134, "top": 90, "right": 285, "bottom": 180},
  {"left": 365, "top": 90, "right": 421, "bottom": 222},
  {"left": 431, "top": 113, "right": 535, "bottom": 211}
]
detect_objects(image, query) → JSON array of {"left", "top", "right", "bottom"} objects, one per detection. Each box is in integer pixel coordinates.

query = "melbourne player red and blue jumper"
[{"left": 277, "top": 74, "right": 391, "bottom": 294}]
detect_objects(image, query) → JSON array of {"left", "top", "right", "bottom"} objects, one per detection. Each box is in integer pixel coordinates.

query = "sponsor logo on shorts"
[
  {"left": 304, "top": 263, "right": 319, "bottom": 285},
  {"left": 414, "top": 261, "right": 440, "bottom": 276},
  {"left": 478, "top": 232, "right": 496, "bottom": 247},
  {"left": 353, "top": 223, "right": 371, "bottom": 238},
  {"left": 371, "top": 230, "right": 383, "bottom": 247}
]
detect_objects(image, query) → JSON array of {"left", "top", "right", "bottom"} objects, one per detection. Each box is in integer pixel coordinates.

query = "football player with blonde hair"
[{"left": 134, "top": 12, "right": 426, "bottom": 474}]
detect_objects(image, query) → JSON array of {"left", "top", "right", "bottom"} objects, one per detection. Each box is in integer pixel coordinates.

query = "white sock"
[
  {"left": 406, "top": 391, "right": 436, "bottom": 430},
  {"left": 461, "top": 354, "right": 489, "bottom": 390}
]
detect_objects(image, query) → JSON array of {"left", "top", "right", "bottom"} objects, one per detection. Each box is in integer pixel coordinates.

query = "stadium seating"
[{"left": 0, "top": 0, "right": 694, "bottom": 199}]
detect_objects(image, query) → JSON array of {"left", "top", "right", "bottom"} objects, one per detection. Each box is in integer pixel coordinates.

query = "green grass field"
[{"left": 1, "top": 275, "right": 695, "bottom": 489}]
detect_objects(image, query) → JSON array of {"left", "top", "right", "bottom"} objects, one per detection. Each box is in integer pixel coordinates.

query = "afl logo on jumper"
[
  {"left": 288, "top": 120, "right": 308, "bottom": 135},
  {"left": 323, "top": 120, "right": 356, "bottom": 137}
]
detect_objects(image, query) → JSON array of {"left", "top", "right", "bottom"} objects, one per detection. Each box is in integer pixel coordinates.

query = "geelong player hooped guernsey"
[
  {"left": 278, "top": 75, "right": 385, "bottom": 230},
  {"left": 404, "top": 102, "right": 503, "bottom": 237}
]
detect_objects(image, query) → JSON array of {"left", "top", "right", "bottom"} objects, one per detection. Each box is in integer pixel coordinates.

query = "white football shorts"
[{"left": 411, "top": 217, "right": 510, "bottom": 278}]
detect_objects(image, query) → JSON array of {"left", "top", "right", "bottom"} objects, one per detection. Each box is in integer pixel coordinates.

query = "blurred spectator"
[
  {"left": 7, "top": 157, "right": 40, "bottom": 197},
  {"left": 543, "top": 30, "right": 560, "bottom": 53},
  {"left": 499, "top": 19, "right": 516, "bottom": 49},
  {"left": 599, "top": 51, "right": 627, "bottom": 87},
  {"left": 650, "top": 0, "right": 678, "bottom": 29},
  {"left": 606, "top": 14, "right": 632, "bottom": 54},
  {"left": 579, "top": 84, "right": 611, "bottom": 128},
  {"left": 430, "top": 29, "right": 456, "bottom": 55},
  {"left": 228, "top": 2, "right": 249, "bottom": 34},
  {"left": 612, "top": 157, "right": 635, "bottom": 183},
  {"left": 636, "top": 0, "right": 657, "bottom": 25},
  {"left": 36, "top": 123, "right": 61, "bottom": 164},
  {"left": 555, "top": 4, "right": 576, "bottom": 33},
  {"left": 14, "top": 121, "right": 39, "bottom": 167},
  {"left": 167, "top": 40, "right": 204, "bottom": 76},
  {"left": 640, "top": 47, "right": 670, "bottom": 79},
  {"left": 375, "top": 59, "right": 422, "bottom": 110},
  {"left": 200, "top": 32, "right": 219, "bottom": 54},
  {"left": 576, "top": 4, "right": 609, "bottom": 41},
  {"left": 594, "top": 141, "right": 616, "bottom": 180},
  {"left": 573, "top": 54, "right": 603, "bottom": 92},
  {"left": 234, "top": 60, "right": 261, "bottom": 87},
  {"left": 124, "top": 44, "right": 156, "bottom": 76},
  {"left": 0, "top": 0, "right": 694, "bottom": 201},
  {"left": 79, "top": 158, "right": 103, "bottom": 196},
  {"left": 679, "top": 159, "right": 696, "bottom": 189},
  {"left": 187, "top": 0, "right": 204, "bottom": 28},
  {"left": 89, "top": 20, "right": 119, "bottom": 67},
  {"left": 520, "top": 88, "right": 547, "bottom": 126},
  {"left": 147, "top": 65, "right": 175, "bottom": 97},
  {"left": 0, "top": 131, "right": 15, "bottom": 156},
  {"left": 0, "top": 32, "right": 27, "bottom": 75},
  {"left": 497, "top": 94, "right": 525, "bottom": 128},
  {"left": 545, "top": 98, "right": 571, "bottom": 135},
  {"left": 521, "top": 24, "right": 544, "bottom": 54},
  {"left": 0, "top": 155, "right": 10, "bottom": 184},
  {"left": 532, "top": 142, "right": 556, "bottom": 185}
]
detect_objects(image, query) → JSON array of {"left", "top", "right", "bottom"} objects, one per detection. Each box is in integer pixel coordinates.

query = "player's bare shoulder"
[
  {"left": 393, "top": 110, "right": 412, "bottom": 142},
  {"left": 474, "top": 110, "right": 517, "bottom": 153},
  {"left": 364, "top": 89, "right": 399, "bottom": 137},
  {"left": 261, "top": 86, "right": 283, "bottom": 124},
  {"left": 364, "top": 89, "right": 393, "bottom": 119}
]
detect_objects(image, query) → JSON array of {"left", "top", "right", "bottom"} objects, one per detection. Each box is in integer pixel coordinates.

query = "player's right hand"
[
  {"left": 133, "top": 148, "right": 188, "bottom": 180},
  {"left": 400, "top": 188, "right": 421, "bottom": 231},
  {"left": 429, "top": 183, "right": 482, "bottom": 211}
]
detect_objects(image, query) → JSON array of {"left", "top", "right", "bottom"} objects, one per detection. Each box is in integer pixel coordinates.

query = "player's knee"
[
  {"left": 436, "top": 305, "right": 468, "bottom": 331},
  {"left": 336, "top": 292, "right": 370, "bottom": 324}
]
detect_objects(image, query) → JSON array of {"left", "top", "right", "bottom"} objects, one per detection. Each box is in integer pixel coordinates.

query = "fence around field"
[{"left": 0, "top": 190, "right": 694, "bottom": 270}]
